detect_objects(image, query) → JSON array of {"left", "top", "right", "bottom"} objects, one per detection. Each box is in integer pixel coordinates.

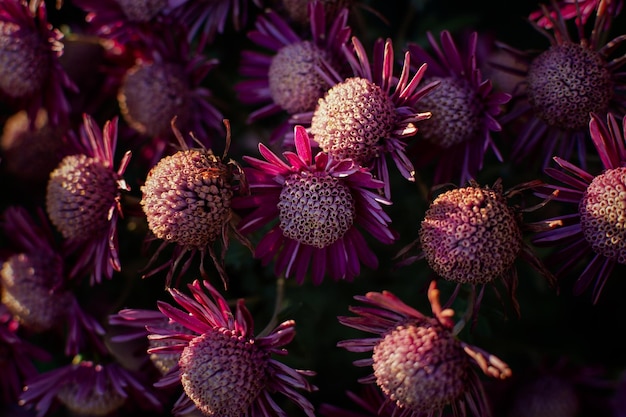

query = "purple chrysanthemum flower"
[
  {"left": 165, "top": 0, "right": 262, "bottom": 49},
  {"left": 140, "top": 120, "right": 251, "bottom": 288},
  {"left": 529, "top": 0, "right": 623, "bottom": 30},
  {"left": 19, "top": 358, "right": 163, "bottom": 417},
  {"left": 293, "top": 36, "right": 440, "bottom": 198},
  {"left": 116, "top": 25, "right": 224, "bottom": 149},
  {"left": 45, "top": 114, "right": 131, "bottom": 285},
  {"left": 0, "top": 0, "right": 77, "bottom": 127},
  {"left": 395, "top": 179, "right": 554, "bottom": 317},
  {"left": 494, "top": 2, "right": 626, "bottom": 168},
  {"left": 0, "top": 305, "right": 51, "bottom": 405},
  {"left": 337, "top": 280, "right": 512, "bottom": 417},
  {"left": 0, "top": 206, "right": 106, "bottom": 356},
  {"left": 532, "top": 112, "right": 626, "bottom": 304},
  {"left": 235, "top": 1, "right": 351, "bottom": 144},
  {"left": 109, "top": 307, "right": 194, "bottom": 375},
  {"left": 232, "top": 125, "right": 397, "bottom": 284},
  {"left": 146, "top": 279, "right": 317, "bottom": 417},
  {"left": 407, "top": 30, "right": 511, "bottom": 186}
]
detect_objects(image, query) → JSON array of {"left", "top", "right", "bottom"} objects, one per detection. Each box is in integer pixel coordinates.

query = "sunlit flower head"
[
  {"left": 495, "top": 3, "right": 626, "bottom": 168},
  {"left": 116, "top": 26, "right": 224, "bottom": 149},
  {"left": 407, "top": 30, "right": 511, "bottom": 186},
  {"left": 233, "top": 125, "right": 397, "bottom": 284},
  {"left": 337, "top": 281, "right": 512, "bottom": 417},
  {"left": 294, "top": 35, "right": 440, "bottom": 198},
  {"left": 140, "top": 120, "right": 251, "bottom": 289},
  {"left": 235, "top": 1, "right": 351, "bottom": 144},
  {"left": 147, "top": 279, "right": 317, "bottom": 417},
  {"left": 0, "top": 206, "right": 106, "bottom": 356},
  {"left": 165, "top": 0, "right": 263, "bottom": 48},
  {"left": 45, "top": 114, "right": 131, "bottom": 285},
  {"left": 529, "top": 0, "right": 623, "bottom": 30},
  {"left": 0, "top": 305, "right": 51, "bottom": 405},
  {"left": 0, "top": 0, "right": 77, "bottom": 127},
  {"left": 532, "top": 112, "right": 626, "bottom": 304},
  {"left": 19, "top": 357, "right": 163, "bottom": 417}
]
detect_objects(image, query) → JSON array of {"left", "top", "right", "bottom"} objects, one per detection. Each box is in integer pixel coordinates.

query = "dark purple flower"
[
  {"left": 140, "top": 121, "right": 251, "bottom": 288},
  {"left": 278, "top": 0, "right": 355, "bottom": 26},
  {"left": 235, "top": 1, "right": 351, "bottom": 143},
  {"left": 293, "top": 36, "right": 440, "bottom": 198},
  {"left": 529, "top": 0, "right": 623, "bottom": 30},
  {"left": 337, "top": 281, "right": 512, "bottom": 417},
  {"left": 147, "top": 279, "right": 317, "bottom": 417},
  {"left": 407, "top": 30, "right": 511, "bottom": 185},
  {"left": 494, "top": 3, "right": 626, "bottom": 168},
  {"left": 532, "top": 112, "right": 626, "bottom": 303},
  {"left": 1, "top": 206, "right": 106, "bottom": 356},
  {"left": 19, "top": 359, "right": 162, "bottom": 417},
  {"left": 0, "top": 0, "right": 77, "bottom": 127},
  {"left": 45, "top": 114, "right": 131, "bottom": 285},
  {"left": 233, "top": 125, "right": 397, "bottom": 284},
  {"left": 319, "top": 385, "right": 401, "bottom": 417}
]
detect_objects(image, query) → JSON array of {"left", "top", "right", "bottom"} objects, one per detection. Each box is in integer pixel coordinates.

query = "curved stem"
[{"left": 258, "top": 275, "right": 285, "bottom": 338}]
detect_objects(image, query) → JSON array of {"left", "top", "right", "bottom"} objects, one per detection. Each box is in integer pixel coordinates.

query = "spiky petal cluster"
[
  {"left": 529, "top": 0, "right": 623, "bottom": 29},
  {"left": 533, "top": 112, "right": 626, "bottom": 303},
  {"left": 147, "top": 279, "right": 316, "bottom": 417},
  {"left": 337, "top": 281, "right": 511, "bottom": 417},
  {"left": 298, "top": 36, "right": 440, "bottom": 198},
  {"left": 233, "top": 125, "right": 396, "bottom": 284},
  {"left": 408, "top": 30, "right": 511, "bottom": 185},
  {"left": 45, "top": 114, "right": 130, "bottom": 285}
]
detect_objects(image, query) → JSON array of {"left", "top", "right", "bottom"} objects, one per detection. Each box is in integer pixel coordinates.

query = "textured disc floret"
[
  {"left": 115, "top": 0, "right": 167, "bottom": 21},
  {"left": 118, "top": 62, "right": 191, "bottom": 137},
  {"left": 46, "top": 154, "right": 120, "bottom": 240},
  {"left": 269, "top": 41, "right": 330, "bottom": 114},
  {"left": 57, "top": 379, "right": 126, "bottom": 417},
  {"left": 527, "top": 43, "right": 613, "bottom": 131},
  {"left": 0, "top": 21, "right": 50, "bottom": 98},
  {"left": 373, "top": 318, "right": 470, "bottom": 414},
  {"left": 311, "top": 77, "right": 397, "bottom": 166},
  {"left": 141, "top": 149, "right": 233, "bottom": 249},
  {"left": 418, "top": 77, "right": 483, "bottom": 148},
  {"left": 579, "top": 167, "right": 626, "bottom": 264},
  {"left": 1, "top": 253, "right": 70, "bottom": 331},
  {"left": 179, "top": 329, "right": 270, "bottom": 417},
  {"left": 419, "top": 185, "right": 522, "bottom": 284},
  {"left": 278, "top": 171, "right": 355, "bottom": 248}
]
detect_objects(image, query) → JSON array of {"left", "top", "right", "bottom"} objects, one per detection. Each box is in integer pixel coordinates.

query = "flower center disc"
[
  {"left": 57, "top": 378, "right": 126, "bottom": 416},
  {"left": 527, "top": 43, "right": 613, "bottom": 131},
  {"left": 269, "top": 41, "right": 330, "bottom": 114},
  {"left": 418, "top": 77, "right": 483, "bottom": 148},
  {"left": 311, "top": 77, "right": 396, "bottom": 166},
  {"left": 46, "top": 154, "right": 119, "bottom": 239},
  {"left": 419, "top": 186, "right": 522, "bottom": 284},
  {"left": 140, "top": 149, "right": 233, "bottom": 248},
  {"left": 278, "top": 171, "right": 355, "bottom": 248},
  {"left": 372, "top": 320, "right": 469, "bottom": 414},
  {"left": 179, "top": 330, "right": 269, "bottom": 417},
  {"left": 580, "top": 167, "right": 626, "bottom": 263},
  {"left": 115, "top": 0, "right": 167, "bottom": 21}
]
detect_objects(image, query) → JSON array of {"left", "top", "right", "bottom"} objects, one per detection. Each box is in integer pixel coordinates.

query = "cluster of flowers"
[{"left": 1, "top": 0, "right": 626, "bottom": 416}]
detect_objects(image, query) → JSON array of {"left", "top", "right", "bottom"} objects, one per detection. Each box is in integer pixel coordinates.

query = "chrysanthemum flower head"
[
  {"left": 0, "top": 0, "right": 77, "bottom": 127},
  {"left": 1, "top": 206, "right": 107, "bottom": 356},
  {"left": 19, "top": 357, "right": 162, "bottom": 417},
  {"left": 116, "top": 25, "right": 224, "bottom": 148},
  {"left": 529, "top": 0, "right": 623, "bottom": 30},
  {"left": 146, "top": 279, "right": 316, "bottom": 417},
  {"left": 233, "top": 124, "right": 397, "bottom": 284},
  {"left": 45, "top": 114, "right": 131, "bottom": 285},
  {"left": 532, "top": 112, "right": 626, "bottom": 303},
  {"left": 295, "top": 35, "right": 440, "bottom": 198},
  {"left": 337, "top": 280, "right": 512, "bottom": 417},
  {"left": 495, "top": 1, "right": 626, "bottom": 168},
  {"left": 396, "top": 179, "right": 554, "bottom": 316},
  {"left": 407, "top": 30, "right": 511, "bottom": 185},
  {"left": 140, "top": 119, "right": 251, "bottom": 288},
  {"left": 235, "top": 1, "right": 351, "bottom": 143}
]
